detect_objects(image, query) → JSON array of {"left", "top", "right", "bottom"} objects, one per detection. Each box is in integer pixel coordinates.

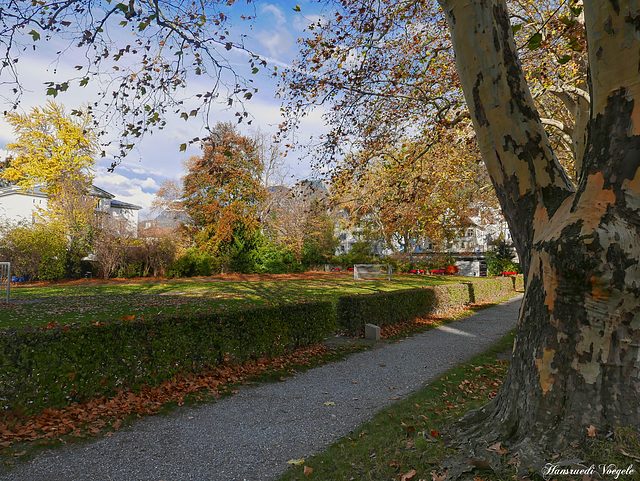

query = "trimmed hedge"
[
  {"left": 336, "top": 277, "right": 519, "bottom": 335},
  {"left": 465, "top": 277, "right": 515, "bottom": 303},
  {"left": 0, "top": 301, "right": 335, "bottom": 415},
  {"left": 514, "top": 274, "right": 525, "bottom": 291}
]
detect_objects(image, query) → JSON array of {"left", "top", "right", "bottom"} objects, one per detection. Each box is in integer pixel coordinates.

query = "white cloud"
[
  {"left": 257, "top": 31, "right": 295, "bottom": 59},
  {"left": 261, "top": 4, "right": 286, "bottom": 25},
  {"left": 139, "top": 177, "right": 159, "bottom": 190}
]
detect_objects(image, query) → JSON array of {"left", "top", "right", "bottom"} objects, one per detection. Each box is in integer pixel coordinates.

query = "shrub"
[
  {"left": 486, "top": 240, "right": 520, "bottom": 276},
  {"left": 486, "top": 257, "right": 521, "bottom": 276},
  {"left": 257, "top": 244, "right": 304, "bottom": 274},
  {"left": 166, "top": 248, "right": 219, "bottom": 277},
  {"left": 0, "top": 223, "right": 67, "bottom": 281},
  {"left": 332, "top": 240, "right": 380, "bottom": 268}
]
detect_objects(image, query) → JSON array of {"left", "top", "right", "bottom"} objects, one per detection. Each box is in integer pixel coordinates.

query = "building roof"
[
  {"left": 0, "top": 184, "right": 140, "bottom": 209},
  {"left": 110, "top": 199, "right": 142, "bottom": 211},
  {"left": 0, "top": 185, "right": 48, "bottom": 198}
]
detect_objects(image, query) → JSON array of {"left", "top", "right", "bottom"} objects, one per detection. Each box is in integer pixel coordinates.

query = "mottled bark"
[{"left": 438, "top": 0, "right": 640, "bottom": 475}]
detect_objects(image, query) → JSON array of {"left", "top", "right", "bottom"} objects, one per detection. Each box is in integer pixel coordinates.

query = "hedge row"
[
  {"left": 0, "top": 301, "right": 335, "bottom": 415},
  {"left": 336, "top": 276, "right": 520, "bottom": 335},
  {"left": 466, "top": 277, "right": 518, "bottom": 303},
  {"left": 0, "top": 276, "right": 522, "bottom": 416}
]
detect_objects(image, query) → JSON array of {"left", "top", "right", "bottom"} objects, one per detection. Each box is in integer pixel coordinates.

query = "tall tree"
[
  {"left": 262, "top": 181, "right": 337, "bottom": 263},
  {"left": 330, "top": 127, "right": 496, "bottom": 252},
  {"left": 435, "top": 1, "right": 640, "bottom": 473},
  {"left": 182, "top": 122, "right": 265, "bottom": 255},
  {"left": 285, "top": 0, "right": 640, "bottom": 475},
  {"left": 2, "top": 101, "right": 99, "bottom": 276}
]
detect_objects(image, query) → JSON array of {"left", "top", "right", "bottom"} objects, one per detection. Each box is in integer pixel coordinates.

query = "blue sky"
[{"left": 0, "top": 1, "right": 330, "bottom": 218}]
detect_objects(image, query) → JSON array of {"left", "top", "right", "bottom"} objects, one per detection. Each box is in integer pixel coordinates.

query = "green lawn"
[{"left": 0, "top": 273, "right": 464, "bottom": 329}]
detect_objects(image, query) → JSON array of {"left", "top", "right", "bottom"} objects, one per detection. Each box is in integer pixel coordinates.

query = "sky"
[{"left": 0, "top": 1, "right": 331, "bottom": 219}]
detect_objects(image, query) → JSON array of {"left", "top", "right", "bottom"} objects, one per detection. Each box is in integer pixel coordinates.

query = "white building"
[{"left": 0, "top": 184, "right": 141, "bottom": 237}]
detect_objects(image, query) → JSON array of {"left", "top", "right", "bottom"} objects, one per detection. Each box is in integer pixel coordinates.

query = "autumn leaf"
[
  {"left": 323, "top": 401, "right": 335, "bottom": 406},
  {"left": 401, "top": 469, "right": 417, "bottom": 481},
  {"left": 587, "top": 425, "right": 596, "bottom": 437},
  {"left": 431, "top": 471, "right": 447, "bottom": 481},
  {"left": 303, "top": 466, "right": 313, "bottom": 476},
  {"left": 287, "top": 458, "right": 305, "bottom": 466},
  {"left": 486, "top": 442, "right": 509, "bottom": 455}
]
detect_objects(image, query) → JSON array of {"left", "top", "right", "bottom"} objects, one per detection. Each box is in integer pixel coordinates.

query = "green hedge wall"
[
  {"left": 465, "top": 277, "right": 515, "bottom": 303},
  {"left": 0, "top": 301, "right": 335, "bottom": 415},
  {"left": 514, "top": 274, "right": 525, "bottom": 291},
  {"left": 336, "top": 277, "right": 518, "bottom": 335},
  {"left": 336, "top": 288, "right": 437, "bottom": 335}
]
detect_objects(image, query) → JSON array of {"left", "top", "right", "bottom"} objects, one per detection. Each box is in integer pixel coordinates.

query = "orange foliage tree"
[{"left": 182, "top": 122, "right": 265, "bottom": 262}]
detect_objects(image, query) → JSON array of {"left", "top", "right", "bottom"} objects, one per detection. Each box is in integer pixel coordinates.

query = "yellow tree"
[
  {"left": 2, "top": 100, "right": 96, "bottom": 194},
  {"left": 2, "top": 101, "right": 99, "bottom": 276}
]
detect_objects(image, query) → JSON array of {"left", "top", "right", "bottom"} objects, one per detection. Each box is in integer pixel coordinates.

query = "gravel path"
[{"left": 1, "top": 295, "right": 522, "bottom": 481}]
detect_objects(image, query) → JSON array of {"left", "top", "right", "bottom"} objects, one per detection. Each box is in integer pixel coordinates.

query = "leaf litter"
[{"left": 0, "top": 343, "right": 356, "bottom": 458}]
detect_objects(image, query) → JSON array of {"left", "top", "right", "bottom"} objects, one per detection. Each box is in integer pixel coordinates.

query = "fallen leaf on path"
[
  {"left": 486, "top": 442, "right": 509, "bottom": 455},
  {"left": 323, "top": 401, "right": 335, "bottom": 406},
  {"left": 587, "top": 425, "right": 596, "bottom": 437},
  {"left": 287, "top": 458, "right": 305, "bottom": 465},
  {"left": 431, "top": 471, "right": 447, "bottom": 481}
]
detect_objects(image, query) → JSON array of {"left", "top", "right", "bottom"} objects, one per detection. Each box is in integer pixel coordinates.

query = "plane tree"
[
  {"left": 283, "top": 0, "right": 640, "bottom": 475},
  {"left": 437, "top": 0, "right": 640, "bottom": 471}
]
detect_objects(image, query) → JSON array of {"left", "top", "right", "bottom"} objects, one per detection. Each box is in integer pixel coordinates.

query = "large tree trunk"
[{"left": 437, "top": 0, "right": 640, "bottom": 475}]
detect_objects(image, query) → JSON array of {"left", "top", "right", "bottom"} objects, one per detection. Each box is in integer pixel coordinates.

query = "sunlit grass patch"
[{"left": 1, "top": 274, "right": 466, "bottom": 328}]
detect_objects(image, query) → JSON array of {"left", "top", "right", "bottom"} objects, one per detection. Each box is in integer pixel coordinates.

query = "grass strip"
[{"left": 279, "top": 329, "right": 640, "bottom": 481}]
